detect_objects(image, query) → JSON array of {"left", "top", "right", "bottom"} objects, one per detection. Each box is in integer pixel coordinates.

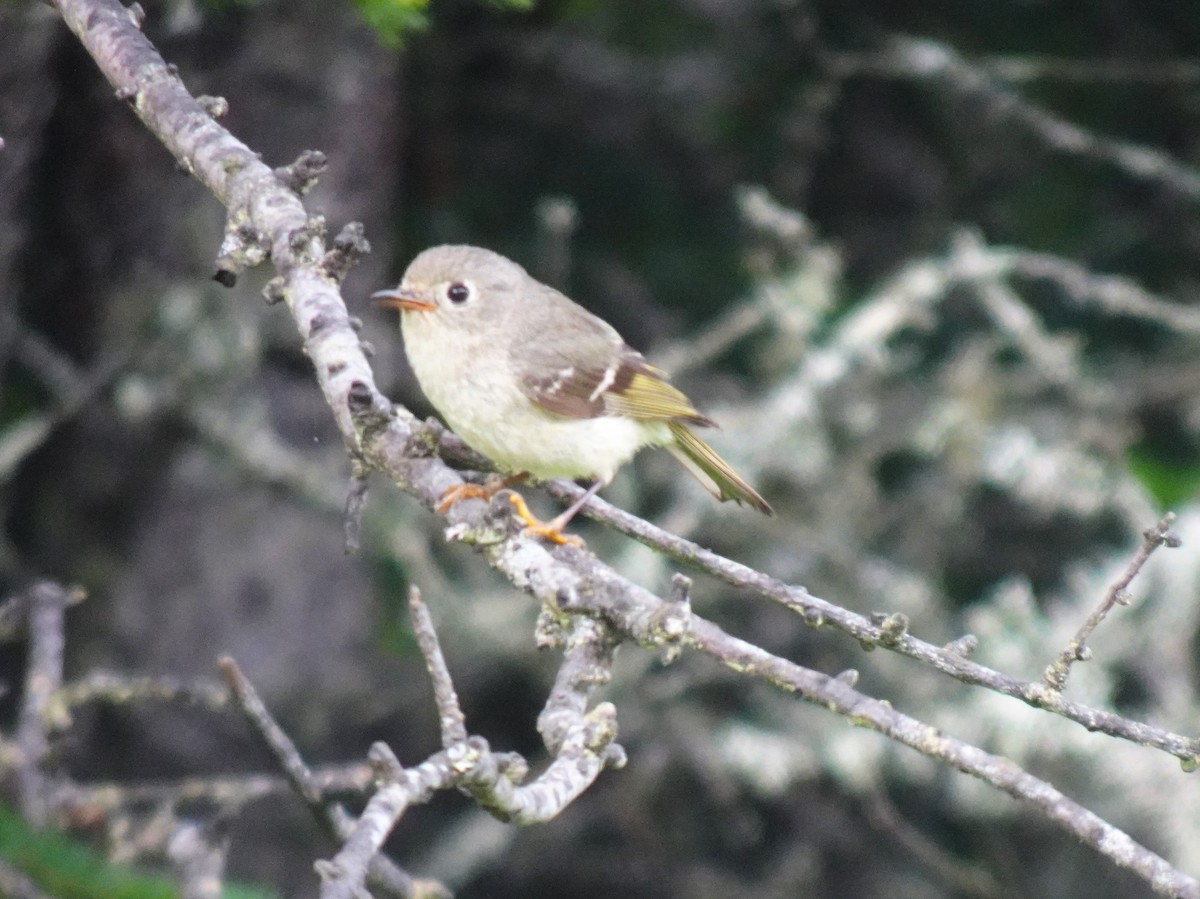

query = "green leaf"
[
  {"left": 0, "top": 804, "right": 276, "bottom": 899},
  {"left": 355, "top": 0, "right": 431, "bottom": 45},
  {"left": 355, "top": 0, "right": 537, "bottom": 46},
  {"left": 1127, "top": 446, "right": 1200, "bottom": 508}
]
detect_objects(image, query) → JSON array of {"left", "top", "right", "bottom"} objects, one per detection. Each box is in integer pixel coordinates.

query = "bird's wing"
[{"left": 513, "top": 290, "right": 713, "bottom": 426}]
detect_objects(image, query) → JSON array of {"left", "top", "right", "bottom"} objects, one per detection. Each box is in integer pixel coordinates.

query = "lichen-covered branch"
[
  {"left": 14, "top": 582, "right": 75, "bottom": 828},
  {"left": 319, "top": 588, "right": 624, "bottom": 897},
  {"left": 827, "top": 35, "right": 1200, "bottom": 202},
  {"left": 54, "top": 0, "right": 385, "bottom": 444},
  {"left": 534, "top": 476, "right": 1200, "bottom": 765},
  {"left": 1044, "top": 513, "right": 1182, "bottom": 691},
  {"left": 43, "top": 2, "right": 1200, "bottom": 896}
]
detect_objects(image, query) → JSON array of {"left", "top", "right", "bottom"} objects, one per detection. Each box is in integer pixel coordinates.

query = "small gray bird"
[{"left": 374, "top": 244, "right": 771, "bottom": 542}]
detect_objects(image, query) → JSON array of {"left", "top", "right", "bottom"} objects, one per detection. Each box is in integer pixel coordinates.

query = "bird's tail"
[{"left": 666, "top": 422, "right": 773, "bottom": 515}]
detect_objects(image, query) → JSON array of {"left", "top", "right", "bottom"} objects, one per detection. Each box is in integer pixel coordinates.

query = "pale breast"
[{"left": 402, "top": 313, "right": 669, "bottom": 481}]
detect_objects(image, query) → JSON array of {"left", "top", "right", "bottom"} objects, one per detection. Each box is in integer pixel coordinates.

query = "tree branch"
[
  {"left": 1044, "top": 513, "right": 1182, "bottom": 691},
  {"left": 14, "top": 582, "right": 76, "bottom": 828},
  {"left": 46, "top": 2, "right": 1200, "bottom": 896}
]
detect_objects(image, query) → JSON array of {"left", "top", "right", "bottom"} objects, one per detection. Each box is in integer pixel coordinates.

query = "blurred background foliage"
[{"left": 4, "top": 0, "right": 1200, "bottom": 896}]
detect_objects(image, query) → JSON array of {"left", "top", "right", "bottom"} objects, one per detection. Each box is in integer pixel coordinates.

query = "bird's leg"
[
  {"left": 437, "top": 472, "right": 529, "bottom": 514},
  {"left": 508, "top": 479, "right": 604, "bottom": 547}
]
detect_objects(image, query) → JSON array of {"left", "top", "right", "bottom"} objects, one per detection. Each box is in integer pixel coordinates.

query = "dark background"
[{"left": 4, "top": 0, "right": 1200, "bottom": 896}]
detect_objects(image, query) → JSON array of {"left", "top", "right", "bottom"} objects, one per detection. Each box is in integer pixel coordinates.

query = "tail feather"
[{"left": 666, "top": 422, "right": 773, "bottom": 515}]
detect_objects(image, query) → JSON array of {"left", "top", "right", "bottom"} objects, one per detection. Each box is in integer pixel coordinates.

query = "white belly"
[{"left": 402, "top": 315, "right": 668, "bottom": 482}]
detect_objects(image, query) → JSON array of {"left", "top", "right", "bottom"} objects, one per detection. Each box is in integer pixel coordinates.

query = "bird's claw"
[
  {"left": 508, "top": 493, "right": 585, "bottom": 548},
  {"left": 436, "top": 472, "right": 530, "bottom": 514},
  {"left": 436, "top": 481, "right": 495, "bottom": 514}
]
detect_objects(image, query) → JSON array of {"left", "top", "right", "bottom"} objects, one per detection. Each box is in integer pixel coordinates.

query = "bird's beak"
[{"left": 372, "top": 286, "right": 436, "bottom": 313}]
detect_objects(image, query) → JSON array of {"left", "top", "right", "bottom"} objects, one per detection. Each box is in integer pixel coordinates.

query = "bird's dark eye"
[{"left": 447, "top": 282, "right": 471, "bottom": 304}]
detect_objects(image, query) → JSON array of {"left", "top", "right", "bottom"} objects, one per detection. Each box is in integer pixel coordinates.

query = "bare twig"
[
  {"left": 218, "top": 656, "right": 421, "bottom": 898},
  {"left": 458, "top": 720, "right": 620, "bottom": 825},
  {"left": 16, "top": 581, "right": 76, "bottom": 827},
  {"left": 410, "top": 587, "right": 624, "bottom": 824},
  {"left": 218, "top": 657, "right": 324, "bottom": 809},
  {"left": 51, "top": 764, "right": 373, "bottom": 817},
  {"left": 415, "top": 503, "right": 1200, "bottom": 896},
  {"left": 1009, "top": 250, "right": 1200, "bottom": 333},
  {"left": 321, "top": 220, "right": 372, "bottom": 285},
  {"left": 274, "top": 149, "right": 328, "bottom": 198},
  {"left": 54, "top": 0, "right": 389, "bottom": 446},
  {"left": 310, "top": 595, "right": 471, "bottom": 899},
  {"left": 827, "top": 48, "right": 1200, "bottom": 87},
  {"left": 0, "top": 327, "right": 135, "bottom": 483},
  {"left": 321, "top": 590, "right": 630, "bottom": 897},
  {"left": 676, "top": 616, "right": 1198, "bottom": 898},
  {"left": 317, "top": 748, "right": 457, "bottom": 899},
  {"left": 863, "top": 790, "right": 1007, "bottom": 899},
  {"left": 1044, "top": 513, "right": 1182, "bottom": 691},
  {"left": 408, "top": 586, "right": 467, "bottom": 745},
  {"left": 536, "top": 478, "right": 1200, "bottom": 763},
  {"left": 471, "top": 542, "right": 1200, "bottom": 897},
  {"left": 827, "top": 35, "right": 1200, "bottom": 202},
  {"left": 344, "top": 471, "right": 371, "bottom": 555},
  {"left": 53, "top": 671, "right": 228, "bottom": 722}
]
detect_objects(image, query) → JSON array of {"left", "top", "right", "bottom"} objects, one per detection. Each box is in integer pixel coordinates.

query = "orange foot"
[
  {"left": 436, "top": 473, "right": 529, "bottom": 514},
  {"left": 508, "top": 493, "right": 585, "bottom": 548}
]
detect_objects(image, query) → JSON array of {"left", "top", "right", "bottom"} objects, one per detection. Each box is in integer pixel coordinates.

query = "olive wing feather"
[{"left": 511, "top": 287, "right": 712, "bottom": 426}]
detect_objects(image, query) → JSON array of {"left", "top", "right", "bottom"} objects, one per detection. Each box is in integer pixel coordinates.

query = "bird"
[{"left": 373, "top": 244, "right": 771, "bottom": 544}]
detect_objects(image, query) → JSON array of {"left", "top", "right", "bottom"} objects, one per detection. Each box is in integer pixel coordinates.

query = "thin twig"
[
  {"left": 1044, "top": 513, "right": 1181, "bottom": 691},
  {"left": 827, "top": 48, "right": 1200, "bottom": 87},
  {"left": 51, "top": 765, "right": 373, "bottom": 815},
  {"left": 827, "top": 35, "right": 1200, "bottom": 202},
  {"left": 218, "top": 657, "right": 324, "bottom": 808},
  {"left": 536, "top": 615, "right": 623, "bottom": 758},
  {"left": 408, "top": 586, "right": 468, "bottom": 745},
  {"left": 322, "top": 594, "right": 627, "bottom": 895},
  {"left": 0, "top": 330, "right": 134, "bottom": 483},
  {"left": 679, "top": 614, "right": 1199, "bottom": 898},
  {"left": 16, "top": 581, "right": 75, "bottom": 827},
  {"left": 318, "top": 752, "right": 457, "bottom": 899},
  {"left": 863, "top": 790, "right": 1007, "bottom": 899},
  {"left": 344, "top": 471, "right": 371, "bottom": 555},
  {"left": 218, "top": 656, "right": 420, "bottom": 898},
  {"left": 537, "top": 478, "right": 1200, "bottom": 764},
  {"left": 441, "top": 510, "right": 1200, "bottom": 897},
  {"left": 53, "top": 671, "right": 228, "bottom": 720},
  {"left": 538, "top": 550, "right": 1200, "bottom": 897}
]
